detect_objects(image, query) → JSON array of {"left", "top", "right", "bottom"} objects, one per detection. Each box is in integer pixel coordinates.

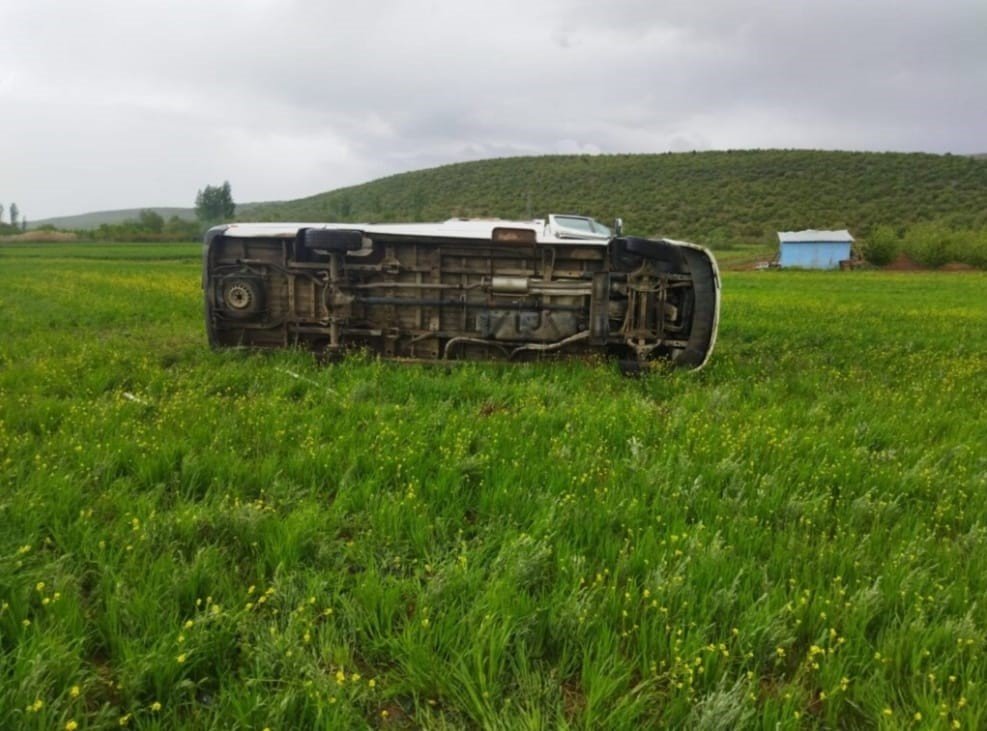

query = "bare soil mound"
[{"left": 884, "top": 253, "right": 923, "bottom": 270}]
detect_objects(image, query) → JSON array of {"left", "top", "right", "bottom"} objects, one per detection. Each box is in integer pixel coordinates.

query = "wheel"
[
  {"left": 221, "top": 277, "right": 264, "bottom": 319},
  {"left": 302, "top": 228, "right": 363, "bottom": 252}
]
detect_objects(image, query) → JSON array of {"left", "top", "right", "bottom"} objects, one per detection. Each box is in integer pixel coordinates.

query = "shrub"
[
  {"left": 862, "top": 225, "right": 899, "bottom": 265},
  {"left": 900, "top": 222, "right": 987, "bottom": 268}
]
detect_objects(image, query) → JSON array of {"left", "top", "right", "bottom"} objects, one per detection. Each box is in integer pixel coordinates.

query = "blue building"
[{"left": 777, "top": 230, "right": 854, "bottom": 269}]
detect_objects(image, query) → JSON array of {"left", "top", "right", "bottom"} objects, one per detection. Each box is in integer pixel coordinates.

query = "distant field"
[
  {"left": 1, "top": 243, "right": 985, "bottom": 728},
  {"left": 0, "top": 241, "right": 201, "bottom": 261}
]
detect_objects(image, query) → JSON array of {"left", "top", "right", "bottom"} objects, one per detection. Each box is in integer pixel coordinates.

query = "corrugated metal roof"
[{"left": 778, "top": 229, "right": 854, "bottom": 243}]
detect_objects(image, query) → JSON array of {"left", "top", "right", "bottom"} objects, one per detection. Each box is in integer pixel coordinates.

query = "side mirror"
[{"left": 613, "top": 218, "right": 623, "bottom": 236}]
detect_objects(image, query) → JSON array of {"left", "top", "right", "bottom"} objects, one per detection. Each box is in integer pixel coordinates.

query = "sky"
[{"left": 2, "top": 0, "right": 985, "bottom": 220}]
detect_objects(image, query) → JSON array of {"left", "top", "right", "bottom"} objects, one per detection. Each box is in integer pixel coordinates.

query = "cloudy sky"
[{"left": 2, "top": 0, "right": 985, "bottom": 220}]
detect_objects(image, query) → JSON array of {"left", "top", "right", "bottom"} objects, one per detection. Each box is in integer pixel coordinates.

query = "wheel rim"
[{"left": 225, "top": 282, "right": 253, "bottom": 310}]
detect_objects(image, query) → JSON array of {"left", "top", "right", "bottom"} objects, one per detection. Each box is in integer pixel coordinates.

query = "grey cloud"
[{"left": 1, "top": 0, "right": 984, "bottom": 219}]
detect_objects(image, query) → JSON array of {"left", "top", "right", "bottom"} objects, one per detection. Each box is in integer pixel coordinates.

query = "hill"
[
  {"left": 30, "top": 206, "right": 196, "bottom": 231},
  {"left": 241, "top": 150, "right": 987, "bottom": 245}
]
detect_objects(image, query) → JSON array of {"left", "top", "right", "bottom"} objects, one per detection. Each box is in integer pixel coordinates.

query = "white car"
[{"left": 203, "top": 214, "right": 719, "bottom": 370}]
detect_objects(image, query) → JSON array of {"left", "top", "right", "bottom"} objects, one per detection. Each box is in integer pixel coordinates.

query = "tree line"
[
  {"left": 0, "top": 202, "right": 27, "bottom": 234},
  {"left": 77, "top": 180, "right": 235, "bottom": 241},
  {"left": 4, "top": 181, "right": 237, "bottom": 242},
  {"left": 8, "top": 154, "right": 987, "bottom": 267}
]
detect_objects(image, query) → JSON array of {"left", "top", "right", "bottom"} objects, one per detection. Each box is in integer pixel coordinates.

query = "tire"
[
  {"left": 220, "top": 276, "right": 264, "bottom": 319},
  {"left": 302, "top": 228, "right": 363, "bottom": 252}
]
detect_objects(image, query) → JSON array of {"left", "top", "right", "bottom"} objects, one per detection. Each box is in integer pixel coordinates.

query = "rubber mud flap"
[
  {"left": 612, "top": 236, "right": 685, "bottom": 270},
  {"left": 675, "top": 248, "right": 717, "bottom": 368},
  {"left": 301, "top": 228, "right": 363, "bottom": 252}
]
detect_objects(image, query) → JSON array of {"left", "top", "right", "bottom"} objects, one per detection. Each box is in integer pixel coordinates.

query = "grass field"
[{"left": 1, "top": 242, "right": 985, "bottom": 729}]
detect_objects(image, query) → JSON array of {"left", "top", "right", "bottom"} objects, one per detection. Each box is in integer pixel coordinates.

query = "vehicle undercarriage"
[{"left": 203, "top": 224, "right": 719, "bottom": 369}]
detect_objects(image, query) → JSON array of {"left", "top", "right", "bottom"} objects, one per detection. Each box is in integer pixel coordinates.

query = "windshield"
[{"left": 553, "top": 216, "right": 612, "bottom": 237}]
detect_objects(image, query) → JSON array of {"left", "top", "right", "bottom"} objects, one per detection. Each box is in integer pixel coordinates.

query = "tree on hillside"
[
  {"left": 0, "top": 204, "right": 4, "bottom": 224},
  {"left": 9, "top": 203, "right": 18, "bottom": 228},
  {"left": 195, "top": 181, "right": 235, "bottom": 225},
  {"left": 138, "top": 209, "right": 165, "bottom": 234}
]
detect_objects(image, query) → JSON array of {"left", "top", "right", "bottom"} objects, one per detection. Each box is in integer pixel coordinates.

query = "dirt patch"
[
  {"left": 940, "top": 261, "right": 976, "bottom": 271},
  {"left": 882, "top": 254, "right": 981, "bottom": 272},
  {"left": 725, "top": 260, "right": 774, "bottom": 271},
  {"left": 0, "top": 231, "right": 78, "bottom": 242},
  {"left": 883, "top": 253, "right": 923, "bottom": 270}
]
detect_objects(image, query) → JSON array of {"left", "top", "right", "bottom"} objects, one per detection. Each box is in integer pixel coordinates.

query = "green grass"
[{"left": 1, "top": 243, "right": 985, "bottom": 729}]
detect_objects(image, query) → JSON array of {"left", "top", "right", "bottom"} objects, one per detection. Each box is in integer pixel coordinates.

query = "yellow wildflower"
[
  {"left": 66, "top": 721, "right": 78, "bottom": 731},
  {"left": 150, "top": 701, "right": 162, "bottom": 712},
  {"left": 70, "top": 685, "right": 81, "bottom": 698}
]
